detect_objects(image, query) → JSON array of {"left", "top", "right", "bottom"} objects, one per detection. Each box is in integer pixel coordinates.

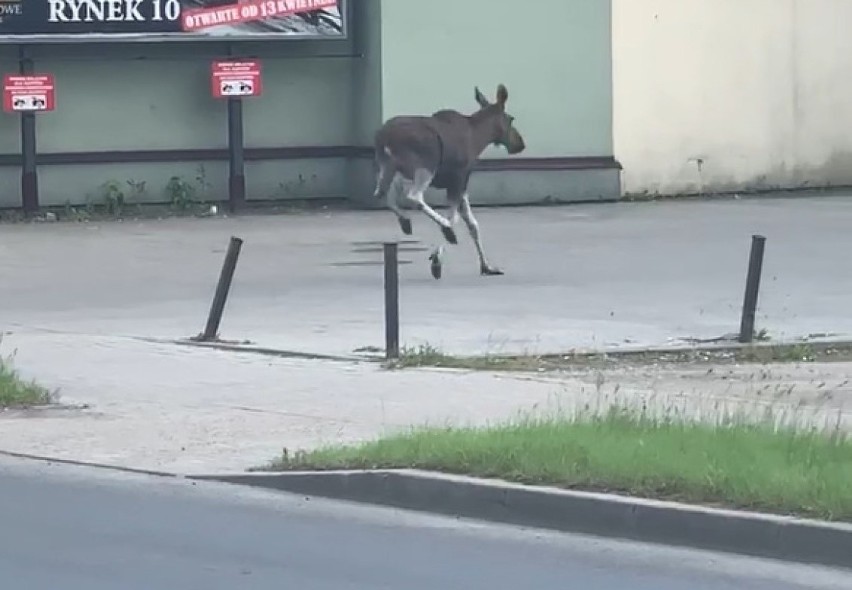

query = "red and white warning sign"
[
  {"left": 211, "top": 60, "right": 262, "bottom": 98},
  {"left": 184, "top": 0, "right": 337, "bottom": 32},
  {"left": 3, "top": 74, "right": 55, "bottom": 113}
]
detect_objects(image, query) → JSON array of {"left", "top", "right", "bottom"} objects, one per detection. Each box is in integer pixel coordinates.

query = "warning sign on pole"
[
  {"left": 3, "top": 74, "right": 56, "bottom": 113},
  {"left": 211, "top": 60, "right": 262, "bottom": 98}
]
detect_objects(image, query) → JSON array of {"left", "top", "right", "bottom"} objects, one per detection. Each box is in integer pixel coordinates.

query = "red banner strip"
[{"left": 182, "top": 0, "right": 338, "bottom": 32}]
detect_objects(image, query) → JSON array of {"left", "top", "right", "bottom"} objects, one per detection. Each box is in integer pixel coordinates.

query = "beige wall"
[{"left": 613, "top": 0, "right": 852, "bottom": 196}]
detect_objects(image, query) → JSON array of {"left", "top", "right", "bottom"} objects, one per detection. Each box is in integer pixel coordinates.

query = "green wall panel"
[
  {"left": 379, "top": 0, "right": 613, "bottom": 159},
  {"left": 0, "top": 0, "right": 617, "bottom": 209}
]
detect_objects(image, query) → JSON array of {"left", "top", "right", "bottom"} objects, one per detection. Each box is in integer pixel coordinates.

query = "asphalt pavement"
[
  {"left": 4, "top": 195, "right": 852, "bottom": 357},
  {"left": 1, "top": 457, "right": 849, "bottom": 589}
]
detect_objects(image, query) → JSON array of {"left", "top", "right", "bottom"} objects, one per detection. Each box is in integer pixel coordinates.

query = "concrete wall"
[{"left": 613, "top": 0, "right": 852, "bottom": 196}]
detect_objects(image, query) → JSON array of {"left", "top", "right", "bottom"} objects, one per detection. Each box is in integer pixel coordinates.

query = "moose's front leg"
[
  {"left": 423, "top": 195, "right": 461, "bottom": 281},
  {"left": 459, "top": 194, "right": 503, "bottom": 276}
]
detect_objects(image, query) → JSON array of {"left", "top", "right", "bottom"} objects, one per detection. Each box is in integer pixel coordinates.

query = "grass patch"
[
  {"left": 383, "top": 340, "right": 852, "bottom": 373},
  {"left": 264, "top": 405, "right": 852, "bottom": 522},
  {"left": 0, "top": 345, "right": 55, "bottom": 408},
  {"left": 387, "top": 343, "right": 551, "bottom": 371}
]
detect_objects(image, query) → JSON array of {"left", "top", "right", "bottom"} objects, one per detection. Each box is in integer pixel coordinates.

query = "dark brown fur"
[{"left": 371, "top": 84, "right": 525, "bottom": 277}]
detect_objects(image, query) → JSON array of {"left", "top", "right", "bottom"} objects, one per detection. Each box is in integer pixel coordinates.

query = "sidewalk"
[
  {"left": 2, "top": 330, "right": 850, "bottom": 475},
  {"left": 4, "top": 197, "right": 852, "bottom": 474}
]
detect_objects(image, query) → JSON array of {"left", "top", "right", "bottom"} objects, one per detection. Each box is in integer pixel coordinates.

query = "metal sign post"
[
  {"left": 4, "top": 60, "right": 56, "bottom": 215},
  {"left": 211, "top": 59, "right": 262, "bottom": 213}
]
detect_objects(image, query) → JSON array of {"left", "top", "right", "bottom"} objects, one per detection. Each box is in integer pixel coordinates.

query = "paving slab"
[{"left": 3, "top": 196, "right": 852, "bottom": 357}]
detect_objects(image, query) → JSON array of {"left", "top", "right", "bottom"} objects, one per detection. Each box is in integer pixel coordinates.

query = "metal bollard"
[
  {"left": 738, "top": 234, "right": 767, "bottom": 343},
  {"left": 383, "top": 242, "right": 400, "bottom": 359},
  {"left": 201, "top": 236, "right": 244, "bottom": 342}
]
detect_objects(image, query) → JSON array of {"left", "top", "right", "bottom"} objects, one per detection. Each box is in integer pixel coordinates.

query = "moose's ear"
[
  {"left": 474, "top": 86, "right": 490, "bottom": 108},
  {"left": 496, "top": 84, "right": 509, "bottom": 106}
]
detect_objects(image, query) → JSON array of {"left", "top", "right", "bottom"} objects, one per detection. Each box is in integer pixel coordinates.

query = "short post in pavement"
[
  {"left": 383, "top": 241, "right": 400, "bottom": 360},
  {"left": 226, "top": 96, "right": 246, "bottom": 213},
  {"left": 201, "top": 236, "right": 244, "bottom": 342},
  {"left": 738, "top": 234, "right": 767, "bottom": 344}
]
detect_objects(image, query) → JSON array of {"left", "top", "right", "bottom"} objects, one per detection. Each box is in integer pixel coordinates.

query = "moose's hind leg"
[
  {"left": 372, "top": 157, "right": 396, "bottom": 200},
  {"left": 404, "top": 168, "right": 458, "bottom": 245},
  {"left": 377, "top": 167, "right": 414, "bottom": 235}
]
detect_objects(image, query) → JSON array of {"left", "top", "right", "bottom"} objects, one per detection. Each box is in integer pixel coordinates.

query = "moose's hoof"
[
  {"left": 429, "top": 248, "right": 443, "bottom": 280},
  {"left": 441, "top": 226, "right": 458, "bottom": 244},
  {"left": 481, "top": 266, "right": 504, "bottom": 276},
  {"left": 398, "top": 218, "right": 413, "bottom": 235}
]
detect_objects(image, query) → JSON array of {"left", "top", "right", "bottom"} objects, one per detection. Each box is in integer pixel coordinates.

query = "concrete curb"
[
  {"left": 0, "top": 449, "right": 180, "bottom": 479},
  {"left": 146, "top": 337, "right": 365, "bottom": 364},
  {"left": 164, "top": 335, "right": 852, "bottom": 368},
  {"left": 191, "top": 469, "right": 852, "bottom": 571}
]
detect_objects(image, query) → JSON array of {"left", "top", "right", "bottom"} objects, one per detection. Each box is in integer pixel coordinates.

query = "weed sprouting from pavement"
[{"left": 0, "top": 335, "right": 56, "bottom": 408}]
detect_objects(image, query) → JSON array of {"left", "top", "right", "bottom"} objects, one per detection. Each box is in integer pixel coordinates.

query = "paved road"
[
  {"left": 4, "top": 195, "right": 852, "bottom": 357},
  {"left": 1, "top": 459, "right": 849, "bottom": 589}
]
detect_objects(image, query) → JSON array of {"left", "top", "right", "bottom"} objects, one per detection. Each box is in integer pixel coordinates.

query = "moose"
[{"left": 372, "top": 83, "right": 526, "bottom": 278}]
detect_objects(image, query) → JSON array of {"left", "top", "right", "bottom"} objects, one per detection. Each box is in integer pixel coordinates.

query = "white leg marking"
[
  {"left": 386, "top": 180, "right": 407, "bottom": 219},
  {"left": 459, "top": 194, "right": 499, "bottom": 274},
  {"left": 372, "top": 169, "right": 383, "bottom": 199},
  {"left": 427, "top": 196, "right": 461, "bottom": 269},
  {"left": 376, "top": 171, "right": 407, "bottom": 222},
  {"left": 446, "top": 198, "right": 461, "bottom": 226},
  {"left": 405, "top": 169, "right": 452, "bottom": 229}
]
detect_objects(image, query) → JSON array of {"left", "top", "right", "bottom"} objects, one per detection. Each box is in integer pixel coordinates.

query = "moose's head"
[{"left": 474, "top": 83, "right": 526, "bottom": 155}]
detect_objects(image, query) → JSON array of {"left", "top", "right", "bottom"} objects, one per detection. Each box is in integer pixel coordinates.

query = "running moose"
[{"left": 372, "top": 83, "right": 526, "bottom": 278}]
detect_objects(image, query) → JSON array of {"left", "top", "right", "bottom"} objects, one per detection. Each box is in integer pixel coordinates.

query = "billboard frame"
[{"left": 0, "top": 0, "right": 350, "bottom": 44}]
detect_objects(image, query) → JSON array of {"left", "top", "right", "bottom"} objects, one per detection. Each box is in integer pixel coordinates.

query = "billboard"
[{"left": 0, "top": 0, "right": 347, "bottom": 41}]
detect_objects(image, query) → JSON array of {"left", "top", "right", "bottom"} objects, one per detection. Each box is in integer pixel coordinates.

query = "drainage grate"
[
  {"left": 350, "top": 239, "right": 421, "bottom": 247},
  {"left": 351, "top": 245, "right": 429, "bottom": 254},
  {"left": 329, "top": 260, "right": 413, "bottom": 267}
]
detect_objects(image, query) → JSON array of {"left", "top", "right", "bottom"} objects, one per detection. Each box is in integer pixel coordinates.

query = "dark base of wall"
[
  {"left": 0, "top": 147, "right": 623, "bottom": 210},
  {"left": 346, "top": 153, "right": 622, "bottom": 208},
  {"left": 0, "top": 146, "right": 373, "bottom": 167},
  {"left": 621, "top": 183, "right": 852, "bottom": 203},
  {"left": 465, "top": 166, "right": 621, "bottom": 206},
  {"left": 0, "top": 147, "right": 620, "bottom": 169}
]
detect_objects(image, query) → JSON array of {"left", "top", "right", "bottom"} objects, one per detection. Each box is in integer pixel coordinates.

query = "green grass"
[
  {"left": 265, "top": 405, "right": 852, "bottom": 522},
  {"left": 380, "top": 340, "right": 852, "bottom": 372},
  {"left": 0, "top": 349, "right": 55, "bottom": 408}
]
